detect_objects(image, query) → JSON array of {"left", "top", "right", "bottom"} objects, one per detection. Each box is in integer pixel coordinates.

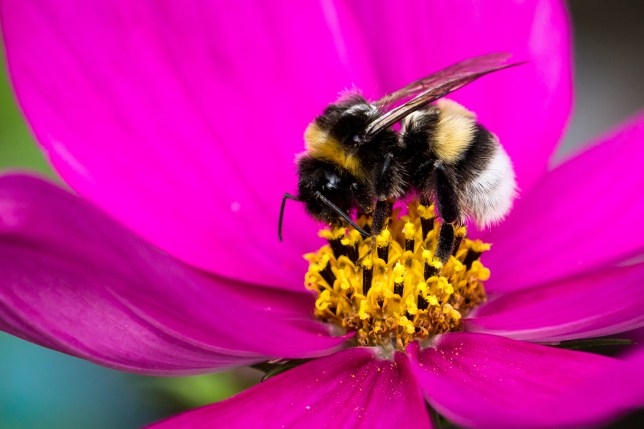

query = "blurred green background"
[{"left": 1, "top": 1, "right": 642, "bottom": 428}]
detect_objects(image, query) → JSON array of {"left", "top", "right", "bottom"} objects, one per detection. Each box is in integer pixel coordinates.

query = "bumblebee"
[{"left": 280, "top": 53, "right": 519, "bottom": 263}]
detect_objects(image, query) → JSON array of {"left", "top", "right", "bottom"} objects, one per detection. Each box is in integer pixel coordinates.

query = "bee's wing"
[
  {"left": 365, "top": 53, "right": 523, "bottom": 139},
  {"left": 374, "top": 53, "right": 513, "bottom": 109}
]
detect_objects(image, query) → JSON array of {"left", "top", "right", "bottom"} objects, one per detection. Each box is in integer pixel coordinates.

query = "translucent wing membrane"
[
  {"left": 374, "top": 53, "right": 513, "bottom": 109},
  {"left": 365, "top": 53, "right": 522, "bottom": 139}
]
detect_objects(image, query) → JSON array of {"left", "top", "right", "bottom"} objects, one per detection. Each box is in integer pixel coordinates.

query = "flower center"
[{"left": 305, "top": 201, "right": 490, "bottom": 351}]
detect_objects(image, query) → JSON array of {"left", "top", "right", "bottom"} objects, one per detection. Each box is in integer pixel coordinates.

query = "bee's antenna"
[
  {"left": 314, "top": 192, "right": 370, "bottom": 238},
  {"left": 279, "top": 193, "right": 300, "bottom": 241},
  {"left": 279, "top": 192, "right": 370, "bottom": 242}
]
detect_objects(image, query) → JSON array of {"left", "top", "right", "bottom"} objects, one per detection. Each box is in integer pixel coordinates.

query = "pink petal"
[
  {"left": 0, "top": 174, "right": 344, "bottom": 375},
  {"left": 486, "top": 113, "right": 644, "bottom": 293},
  {"left": 148, "top": 347, "right": 430, "bottom": 429},
  {"left": 2, "top": 0, "right": 571, "bottom": 290},
  {"left": 465, "top": 261, "right": 644, "bottom": 342},
  {"left": 408, "top": 333, "right": 643, "bottom": 429},
  {"left": 625, "top": 327, "right": 644, "bottom": 345}
]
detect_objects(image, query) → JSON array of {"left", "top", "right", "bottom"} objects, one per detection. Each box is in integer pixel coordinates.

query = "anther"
[
  {"left": 328, "top": 238, "right": 346, "bottom": 259},
  {"left": 424, "top": 262, "right": 439, "bottom": 279},
  {"left": 376, "top": 229, "right": 392, "bottom": 262},
  {"left": 463, "top": 250, "right": 481, "bottom": 269},
  {"left": 452, "top": 232, "right": 464, "bottom": 256},
  {"left": 423, "top": 250, "right": 442, "bottom": 279},
  {"left": 341, "top": 230, "right": 361, "bottom": 263},
  {"left": 417, "top": 202, "right": 435, "bottom": 240},
  {"left": 362, "top": 260, "right": 373, "bottom": 295},
  {"left": 420, "top": 217, "right": 434, "bottom": 241},
  {"left": 403, "top": 221, "right": 415, "bottom": 252},
  {"left": 393, "top": 263, "right": 405, "bottom": 296},
  {"left": 377, "top": 245, "right": 388, "bottom": 261},
  {"left": 418, "top": 294, "right": 429, "bottom": 310},
  {"left": 394, "top": 282, "right": 404, "bottom": 296},
  {"left": 347, "top": 243, "right": 359, "bottom": 263},
  {"left": 320, "top": 263, "right": 336, "bottom": 288},
  {"left": 405, "top": 238, "right": 414, "bottom": 252}
]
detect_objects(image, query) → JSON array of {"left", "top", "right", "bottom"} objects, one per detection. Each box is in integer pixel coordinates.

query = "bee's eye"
[{"left": 323, "top": 171, "right": 341, "bottom": 190}]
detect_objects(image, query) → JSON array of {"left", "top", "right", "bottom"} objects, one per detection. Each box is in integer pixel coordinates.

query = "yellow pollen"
[
  {"left": 304, "top": 201, "right": 490, "bottom": 351},
  {"left": 405, "top": 294, "right": 418, "bottom": 315},
  {"left": 393, "top": 263, "right": 405, "bottom": 284},
  {"left": 403, "top": 221, "right": 415, "bottom": 240},
  {"left": 398, "top": 316, "right": 415, "bottom": 335},
  {"left": 358, "top": 300, "right": 369, "bottom": 320},
  {"left": 376, "top": 229, "right": 392, "bottom": 248}
]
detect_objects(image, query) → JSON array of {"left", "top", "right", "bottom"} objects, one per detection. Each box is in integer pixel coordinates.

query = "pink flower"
[{"left": 1, "top": 1, "right": 643, "bottom": 428}]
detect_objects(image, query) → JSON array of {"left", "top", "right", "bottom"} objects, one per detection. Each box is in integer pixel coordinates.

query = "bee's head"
[{"left": 296, "top": 157, "right": 372, "bottom": 225}]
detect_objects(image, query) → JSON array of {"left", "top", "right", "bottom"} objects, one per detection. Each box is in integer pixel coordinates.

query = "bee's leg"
[
  {"left": 371, "top": 200, "right": 392, "bottom": 239},
  {"left": 435, "top": 222, "right": 455, "bottom": 264},
  {"left": 434, "top": 163, "right": 460, "bottom": 263},
  {"left": 374, "top": 153, "right": 394, "bottom": 198}
]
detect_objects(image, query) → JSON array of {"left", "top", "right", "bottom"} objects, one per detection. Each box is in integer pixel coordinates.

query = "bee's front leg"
[{"left": 370, "top": 200, "right": 392, "bottom": 240}]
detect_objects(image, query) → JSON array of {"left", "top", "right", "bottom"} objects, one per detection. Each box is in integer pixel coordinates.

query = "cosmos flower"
[{"left": 0, "top": 1, "right": 643, "bottom": 428}]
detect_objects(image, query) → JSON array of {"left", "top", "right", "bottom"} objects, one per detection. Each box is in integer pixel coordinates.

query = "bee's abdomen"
[
  {"left": 453, "top": 124, "right": 498, "bottom": 183},
  {"left": 402, "top": 99, "right": 516, "bottom": 228},
  {"left": 459, "top": 128, "right": 517, "bottom": 228},
  {"left": 429, "top": 99, "right": 480, "bottom": 164}
]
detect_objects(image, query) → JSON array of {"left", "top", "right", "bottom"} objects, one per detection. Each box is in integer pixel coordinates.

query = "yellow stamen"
[{"left": 304, "top": 201, "right": 490, "bottom": 351}]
